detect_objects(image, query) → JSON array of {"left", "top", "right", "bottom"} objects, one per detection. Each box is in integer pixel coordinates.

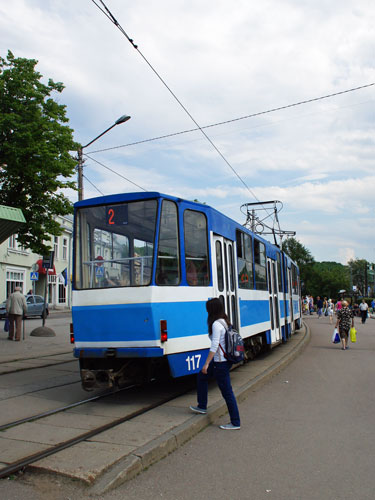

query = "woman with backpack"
[{"left": 189, "top": 298, "right": 241, "bottom": 430}]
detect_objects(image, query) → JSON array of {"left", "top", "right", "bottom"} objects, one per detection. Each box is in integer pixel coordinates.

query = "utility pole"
[
  {"left": 76, "top": 115, "right": 131, "bottom": 201},
  {"left": 77, "top": 146, "right": 84, "bottom": 201}
]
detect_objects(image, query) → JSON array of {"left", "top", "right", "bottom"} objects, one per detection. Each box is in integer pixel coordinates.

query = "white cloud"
[{"left": 1, "top": 0, "right": 375, "bottom": 263}]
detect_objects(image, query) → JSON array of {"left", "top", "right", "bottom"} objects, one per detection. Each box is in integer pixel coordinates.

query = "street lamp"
[{"left": 77, "top": 114, "right": 131, "bottom": 201}]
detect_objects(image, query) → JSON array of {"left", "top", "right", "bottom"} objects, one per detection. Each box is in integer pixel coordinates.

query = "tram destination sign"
[{"left": 106, "top": 205, "right": 128, "bottom": 226}]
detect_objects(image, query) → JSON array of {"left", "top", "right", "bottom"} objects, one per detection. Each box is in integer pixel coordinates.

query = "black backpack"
[{"left": 218, "top": 320, "right": 245, "bottom": 364}]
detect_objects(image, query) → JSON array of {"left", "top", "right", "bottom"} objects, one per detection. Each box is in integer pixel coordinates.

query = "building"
[{"left": 0, "top": 215, "right": 73, "bottom": 309}]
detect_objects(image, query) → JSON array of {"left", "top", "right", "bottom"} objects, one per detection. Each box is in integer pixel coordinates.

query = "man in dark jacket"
[{"left": 316, "top": 296, "right": 324, "bottom": 318}]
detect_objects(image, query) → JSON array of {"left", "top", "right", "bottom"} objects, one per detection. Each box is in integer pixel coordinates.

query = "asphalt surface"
[{"left": 1, "top": 314, "right": 374, "bottom": 500}]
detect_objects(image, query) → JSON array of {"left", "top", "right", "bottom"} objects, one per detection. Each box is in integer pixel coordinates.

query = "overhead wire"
[
  {"left": 88, "top": 87, "right": 375, "bottom": 155},
  {"left": 82, "top": 173, "right": 105, "bottom": 195},
  {"left": 91, "top": 0, "right": 263, "bottom": 205},
  {"left": 84, "top": 153, "right": 147, "bottom": 191},
  {"left": 89, "top": 0, "right": 374, "bottom": 242}
]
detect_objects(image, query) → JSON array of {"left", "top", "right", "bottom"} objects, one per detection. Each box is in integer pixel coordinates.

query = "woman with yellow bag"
[{"left": 335, "top": 301, "right": 354, "bottom": 350}]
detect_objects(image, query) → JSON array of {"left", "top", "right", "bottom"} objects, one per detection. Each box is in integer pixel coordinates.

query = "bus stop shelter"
[{"left": 0, "top": 205, "right": 26, "bottom": 244}]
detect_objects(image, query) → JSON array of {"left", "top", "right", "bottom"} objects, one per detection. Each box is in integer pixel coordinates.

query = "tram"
[{"left": 70, "top": 192, "right": 301, "bottom": 390}]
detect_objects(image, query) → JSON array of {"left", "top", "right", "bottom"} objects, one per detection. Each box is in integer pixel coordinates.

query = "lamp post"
[{"left": 77, "top": 114, "right": 131, "bottom": 201}]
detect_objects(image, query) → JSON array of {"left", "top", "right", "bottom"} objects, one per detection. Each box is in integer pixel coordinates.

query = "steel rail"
[
  {"left": 0, "top": 383, "right": 194, "bottom": 479},
  {"left": 0, "top": 388, "right": 117, "bottom": 432}
]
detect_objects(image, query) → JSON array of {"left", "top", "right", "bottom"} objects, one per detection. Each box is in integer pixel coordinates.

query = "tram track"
[
  {"left": 0, "top": 386, "right": 118, "bottom": 431},
  {"left": 0, "top": 378, "right": 195, "bottom": 480},
  {"left": 0, "top": 354, "right": 75, "bottom": 376}
]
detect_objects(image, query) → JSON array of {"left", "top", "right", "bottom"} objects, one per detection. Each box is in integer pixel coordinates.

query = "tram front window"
[{"left": 75, "top": 200, "right": 157, "bottom": 289}]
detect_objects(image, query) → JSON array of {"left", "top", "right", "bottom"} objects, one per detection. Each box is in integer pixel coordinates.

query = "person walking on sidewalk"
[
  {"left": 359, "top": 299, "right": 369, "bottom": 324},
  {"left": 190, "top": 298, "right": 241, "bottom": 430},
  {"left": 335, "top": 300, "right": 354, "bottom": 350},
  {"left": 327, "top": 299, "right": 334, "bottom": 324},
  {"left": 6, "top": 287, "right": 27, "bottom": 341},
  {"left": 316, "top": 296, "right": 324, "bottom": 318}
]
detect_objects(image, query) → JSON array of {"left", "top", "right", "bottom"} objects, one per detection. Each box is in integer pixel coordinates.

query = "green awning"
[{"left": 0, "top": 205, "right": 26, "bottom": 244}]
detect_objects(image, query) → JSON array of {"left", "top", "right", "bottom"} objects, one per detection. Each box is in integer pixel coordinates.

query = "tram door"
[
  {"left": 267, "top": 258, "right": 282, "bottom": 343},
  {"left": 288, "top": 267, "right": 295, "bottom": 333},
  {"left": 212, "top": 236, "right": 239, "bottom": 330}
]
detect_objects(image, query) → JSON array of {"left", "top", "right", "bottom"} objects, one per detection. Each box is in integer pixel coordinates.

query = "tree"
[
  {"left": 281, "top": 237, "right": 315, "bottom": 296},
  {"left": 0, "top": 50, "right": 78, "bottom": 255},
  {"left": 307, "top": 261, "right": 350, "bottom": 299},
  {"left": 348, "top": 258, "right": 369, "bottom": 296},
  {"left": 281, "top": 237, "right": 315, "bottom": 268}
]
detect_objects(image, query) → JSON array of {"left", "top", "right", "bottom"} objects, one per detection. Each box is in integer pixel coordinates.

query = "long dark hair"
[{"left": 206, "top": 298, "right": 230, "bottom": 335}]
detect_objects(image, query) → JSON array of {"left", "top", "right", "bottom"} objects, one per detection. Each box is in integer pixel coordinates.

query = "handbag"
[
  {"left": 350, "top": 327, "right": 357, "bottom": 343},
  {"left": 332, "top": 328, "right": 340, "bottom": 343},
  {"left": 4, "top": 318, "right": 9, "bottom": 332}
]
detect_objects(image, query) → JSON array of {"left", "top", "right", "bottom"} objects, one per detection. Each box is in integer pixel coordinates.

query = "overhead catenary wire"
[
  {"left": 91, "top": 0, "right": 262, "bottom": 205},
  {"left": 88, "top": 85, "right": 375, "bottom": 155},
  {"left": 82, "top": 173, "right": 105, "bottom": 195},
  {"left": 90, "top": 0, "right": 374, "bottom": 244},
  {"left": 84, "top": 154, "right": 147, "bottom": 191}
]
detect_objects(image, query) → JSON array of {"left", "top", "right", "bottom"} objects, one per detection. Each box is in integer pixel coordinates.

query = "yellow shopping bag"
[{"left": 350, "top": 327, "right": 357, "bottom": 343}]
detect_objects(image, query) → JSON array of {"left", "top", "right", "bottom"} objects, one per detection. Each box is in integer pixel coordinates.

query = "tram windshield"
[{"left": 74, "top": 199, "right": 157, "bottom": 289}]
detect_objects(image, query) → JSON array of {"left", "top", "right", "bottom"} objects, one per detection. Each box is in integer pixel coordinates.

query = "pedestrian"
[
  {"left": 359, "top": 299, "right": 369, "bottom": 324},
  {"left": 27, "top": 289, "right": 33, "bottom": 295},
  {"left": 309, "top": 295, "right": 314, "bottom": 315},
  {"left": 327, "top": 298, "right": 334, "bottom": 324},
  {"left": 190, "top": 297, "right": 241, "bottom": 430},
  {"left": 316, "top": 296, "right": 323, "bottom": 318},
  {"left": 6, "top": 287, "right": 27, "bottom": 341},
  {"left": 371, "top": 298, "right": 375, "bottom": 313},
  {"left": 335, "top": 299, "right": 342, "bottom": 312},
  {"left": 335, "top": 300, "right": 354, "bottom": 350}
]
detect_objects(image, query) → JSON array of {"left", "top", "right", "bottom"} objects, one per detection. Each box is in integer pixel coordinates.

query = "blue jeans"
[{"left": 196, "top": 360, "right": 240, "bottom": 426}]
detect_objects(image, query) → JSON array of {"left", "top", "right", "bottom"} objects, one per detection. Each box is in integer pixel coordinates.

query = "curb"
[{"left": 90, "top": 323, "right": 311, "bottom": 495}]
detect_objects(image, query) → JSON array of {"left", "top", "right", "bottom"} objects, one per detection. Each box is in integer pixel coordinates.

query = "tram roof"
[{"left": 74, "top": 191, "right": 297, "bottom": 267}]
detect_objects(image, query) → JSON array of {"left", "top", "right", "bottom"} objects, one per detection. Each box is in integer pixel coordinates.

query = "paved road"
[
  {"left": 104, "top": 315, "right": 375, "bottom": 500},
  {"left": 1, "top": 315, "right": 374, "bottom": 499}
]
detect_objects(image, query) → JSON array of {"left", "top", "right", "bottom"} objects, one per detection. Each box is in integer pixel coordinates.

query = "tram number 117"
[{"left": 185, "top": 354, "right": 201, "bottom": 372}]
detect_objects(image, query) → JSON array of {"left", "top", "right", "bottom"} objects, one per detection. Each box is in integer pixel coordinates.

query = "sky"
[{"left": 1, "top": 0, "right": 374, "bottom": 264}]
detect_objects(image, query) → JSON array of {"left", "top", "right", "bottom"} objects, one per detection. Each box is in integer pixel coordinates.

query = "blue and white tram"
[{"left": 71, "top": 192, "right": 301, "bottom": 390}]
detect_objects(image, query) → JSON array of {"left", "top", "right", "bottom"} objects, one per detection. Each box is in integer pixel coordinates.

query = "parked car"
[{"left": 0, "top": 295, "right": 49, "bottom": 319}]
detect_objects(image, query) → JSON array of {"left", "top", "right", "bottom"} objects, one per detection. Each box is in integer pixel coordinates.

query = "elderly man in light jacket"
[{"left": 6, "top": 287, "right": 27, "bottom": 341}]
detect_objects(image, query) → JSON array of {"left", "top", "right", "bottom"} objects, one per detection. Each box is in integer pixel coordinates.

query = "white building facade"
[{"left": 0, "top": 216, "right": 73, "bottom": 309}]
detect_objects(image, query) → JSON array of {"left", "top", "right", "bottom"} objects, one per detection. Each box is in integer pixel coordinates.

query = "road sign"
[
  {"left": 30, "top": 271, "right": 39, "bottom": 281},
  {"left": 95, "top": 266, "right": 104, "bottom": 277},
  {"left": 42, "top": 251, "right": 55, "bottom": 270}
]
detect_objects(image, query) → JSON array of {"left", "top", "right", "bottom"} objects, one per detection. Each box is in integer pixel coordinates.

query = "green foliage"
[
  {"left": 305, "top": 261, "right": 350, "bottom": 299},
  {"left": 281, "top": 237, "right": 351, "bottom": 298},
  {"left": 348, "top": 258, "right": 369, "bottom": 296},
  {"left": 0, "top": 50, "right": 79, "bottom": 254},
  {"left": 281, "top": 237, "right": 314, "bottom": 267}
]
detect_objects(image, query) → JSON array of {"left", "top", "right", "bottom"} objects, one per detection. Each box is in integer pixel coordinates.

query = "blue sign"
[
  {"left": 95, "top": 266, "right": 104, "bottom": 277},
  {"left": 30, "top": 271, "right": 39, "bottom": 281},
  {"left": 167, "top": 349, "right": 209, "bottom": 377}
]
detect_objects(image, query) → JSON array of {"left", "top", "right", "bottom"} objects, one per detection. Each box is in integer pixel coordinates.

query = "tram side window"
[
  {"left": 254, "top": 239, "right": 267, "bottom": 290},
  {"left": 291, "top": 263, "right": 298, "bottom": 294},
  {"left": 276, "top": 253, "right": 283, "bottom": 292},
  {"left": 236, "top": 230, "right": 254, "bottom": 289},
  {"left": 184, "top": 210, "right": 209, "bottom": 286},
  {"left": 156, "top": 200, "right": 180, "bottom": 285}
]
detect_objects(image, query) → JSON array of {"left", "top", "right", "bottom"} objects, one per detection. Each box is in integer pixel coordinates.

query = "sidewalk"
[
  {"left": 11, "top": 324, "right": 309, "bottom": 494},
  {"left": 0, "top": 311, "right": 73, "bottom": 372}
]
